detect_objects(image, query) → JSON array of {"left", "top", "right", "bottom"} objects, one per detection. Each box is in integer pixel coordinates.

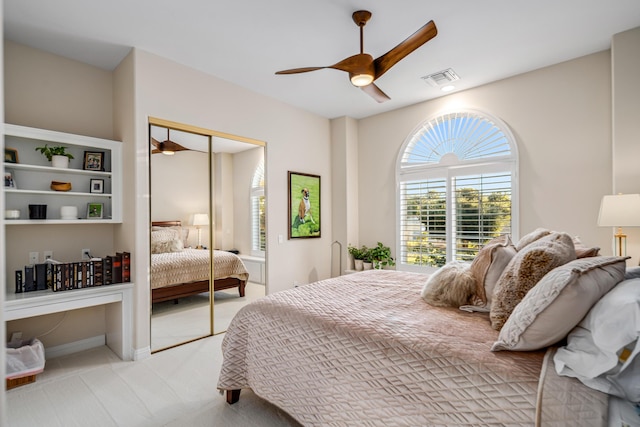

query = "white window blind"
[
  {"left": 251, "top": 160, "right": 266, "bottom": 255},
  {"left": 397, "top": 110, "right": 517, "bottom": 270}
]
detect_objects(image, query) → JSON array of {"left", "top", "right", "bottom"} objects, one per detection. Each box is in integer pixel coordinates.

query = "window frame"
[
  {"left": 251, "top": 159, "right": 266, "bottom": 257},
  {"left": 396, "top": 109, "right": 519, "bottom": 273}
]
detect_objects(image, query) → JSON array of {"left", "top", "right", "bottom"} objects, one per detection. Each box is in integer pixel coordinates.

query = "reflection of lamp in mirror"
[
  {"left": 192, "top": 213, "right": 209, "bottom": 249},
  {"left": 597, "top": 193, "right": 640, "bottom": 256}
]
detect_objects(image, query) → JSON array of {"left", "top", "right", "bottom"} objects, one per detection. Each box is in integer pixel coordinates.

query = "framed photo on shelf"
[
  {"left": 90, "top": 178, "right": 104, "bottom": 194},
  {"left": 4, "top": 148, "right": 18, "bottom": 163},
  {"left": 83, "top": 151, "right": 104, "bottom": 171},
  {"left": 288, "top": 171, "right": 321, "bottom": 239},
  {"left": 4, "top": 172, "right": 17, "bottom": 188},
  {"left": 87, "top": 203, "right": 104, "bottom": 219}
]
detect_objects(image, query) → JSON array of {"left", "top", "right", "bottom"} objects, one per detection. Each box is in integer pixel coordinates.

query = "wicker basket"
[
  {"left": 50, "top": 180, "right": 72, "bottom": 191},
  {"left": 6, "top": 374, "right": 36, "bottom": 390}
]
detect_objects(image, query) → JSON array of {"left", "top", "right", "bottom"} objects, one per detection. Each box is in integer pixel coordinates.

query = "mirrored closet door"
[{"left": 149, "top": 118, "right": 266, "bottom": 352}]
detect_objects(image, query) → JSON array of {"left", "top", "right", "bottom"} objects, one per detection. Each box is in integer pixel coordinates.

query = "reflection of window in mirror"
[{"left": 251, "top": 159, "right": 265, "bottom": 257}]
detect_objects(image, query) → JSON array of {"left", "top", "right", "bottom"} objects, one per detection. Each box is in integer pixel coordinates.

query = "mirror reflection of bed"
[{"left": 149, "top": 120, "right": 266, "bottom": 352}]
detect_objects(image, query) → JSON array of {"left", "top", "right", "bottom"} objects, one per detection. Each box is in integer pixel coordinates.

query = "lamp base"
[{"left": 614, "top": 227, "right": 627, "bottom": 257}]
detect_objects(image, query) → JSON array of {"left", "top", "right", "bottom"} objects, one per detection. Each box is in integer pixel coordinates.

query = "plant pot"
[
  {"left": 363, "top": 262, "right": 373, "bottom": 270},
  {"left": 51, "top": 155, "right": 69, "bottom": 168},
  {"left": 354, "top": 259, "right": 364, "bottom": 271}
]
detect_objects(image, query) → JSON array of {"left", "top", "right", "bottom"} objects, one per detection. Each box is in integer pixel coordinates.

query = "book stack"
[{"left": 15, "top": 251, "right": 131, "bottom": 293}]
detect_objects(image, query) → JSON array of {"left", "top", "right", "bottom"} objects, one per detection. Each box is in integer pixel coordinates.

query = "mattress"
[
  {"left": 218, "top": 270, "right": 607, "bottom": 426},
  {"left": 151, "top": 248, "right": 249, "bottom": 289}
]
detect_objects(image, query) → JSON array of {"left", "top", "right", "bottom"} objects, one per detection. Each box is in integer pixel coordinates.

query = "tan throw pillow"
[
  {"left": 421, "top": 261, "right": 478, "bottom": 308},
  {"left": 515, "top": 227, "right": 552, "bottom": 251},
  {"left": 491, "top": 256, "right": 627, "bottom": 351},
  {"left": 152, "top": 225, "right": 189, "bottom": 247},
  {"left": 469, "top": 235, "right": 517, "bottom": 307},
  {"left": 490, "top": 232, "right": 576, "bottom": 330},
  {"left": 572, "top": 236, "right": 600, "bottom": 258}
]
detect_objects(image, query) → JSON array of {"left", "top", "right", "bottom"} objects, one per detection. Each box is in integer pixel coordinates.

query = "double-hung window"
[
  {"left": 251, "top": 160, "right": 266, "bottom": 256},
  {"left": 397, "top": 110, "right": 518, "bottom": 271}
]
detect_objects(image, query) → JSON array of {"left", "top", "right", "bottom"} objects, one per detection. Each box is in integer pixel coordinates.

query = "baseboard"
[
  {"left": 133, "top": 346, "right": 151, "bottom": 361},
  {"left": 45, "top": 335, "right": 106, "bottom": 359}
]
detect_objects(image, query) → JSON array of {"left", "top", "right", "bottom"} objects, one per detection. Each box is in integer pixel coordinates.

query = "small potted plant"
[
  {"left": 369, "top": 242, "right": 395, "bottom": 269},
  {"left": 348, "top": 244, "right": 366, "bottom": 271},
  {"left": 35, "top": 144, "right": 74, "bottom": 168}
]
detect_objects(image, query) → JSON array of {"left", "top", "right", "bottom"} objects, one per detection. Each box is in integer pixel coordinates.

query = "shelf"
[
  {"left": 4, "top": 162, "right": 111, "bottom": 177},
  {"left": 5, "top": 219, "right": 116, "bottom": 225},
  {"left": 5, "top": 188, "right": 112, "bottom": 198}
]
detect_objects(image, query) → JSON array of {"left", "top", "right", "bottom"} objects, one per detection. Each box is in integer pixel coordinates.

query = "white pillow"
[
  {"left": 554, "top": 278, "right": 640, "bottom": 401},
  {"left": 491, "top": 256, "right": 627, "bottom": 351}
]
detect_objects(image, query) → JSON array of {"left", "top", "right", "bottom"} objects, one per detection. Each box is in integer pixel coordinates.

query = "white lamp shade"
[
  {"left": 192, "top": 213, "right": 209, "bottom": 226},
  {"left": 597, "top": 194, "right": 640, "bottom": 227}
]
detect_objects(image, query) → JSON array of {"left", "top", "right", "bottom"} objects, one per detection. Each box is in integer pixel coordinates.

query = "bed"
[
  {"left": 219, "top": 230, "right": 639, "bottom": 426},
  {"left": 151, "top": 221, "right": 249, "bottom": 304}
]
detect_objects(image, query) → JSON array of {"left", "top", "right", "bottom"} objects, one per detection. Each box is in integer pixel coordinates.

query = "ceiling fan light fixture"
[
  {"left": 350, "top": 73, "right": 374, "bottom": 87},
  {"left": 161, "top": 150, "right": 175, "bottom": 156}
]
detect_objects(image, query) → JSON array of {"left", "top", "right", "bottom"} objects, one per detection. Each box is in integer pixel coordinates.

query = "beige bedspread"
[
  {"left": 218, "top": 270, "right": 607, "bottom": 426},
  {"left": 151, "top": 249, "right": 249, "bottom": 289}
]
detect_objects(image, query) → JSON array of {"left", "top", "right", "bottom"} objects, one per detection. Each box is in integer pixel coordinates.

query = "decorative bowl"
[{"left": 50, "top": 181, "right": 72, "bottom": 191}]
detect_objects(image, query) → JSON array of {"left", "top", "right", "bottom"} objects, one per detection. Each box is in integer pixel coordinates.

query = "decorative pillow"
[
  {"left": 490, "top": 232, "right": 576, "bottom": 331},
  {"left": 151, "top": 227, "right": 180, "bottom": 244},
  {"left": 469, "top": 235, "right": 517, "bottom": 307},
  {"left": 572, "top": 236, "right": 600, "bottom": 258},
  {"left": 491, "top": 256, "right": 627, "bottom": 351},
  {"left": 151, "top": 225, "right": 189, "bottom": 247},
  {"left": 151, "top": 238, "right": 184, "bottom": 254},
  {"left": 421, "top": 261, "right": 478, "bottom": 308},
  {"left": 553, "top": 278, "right": 640, "bottom": 401},
  {"left": 515, "top": 227, "right": 552, "bottom": 251},
  {"left": 624, "top": 266, "right": 640, "bottom": 280}
]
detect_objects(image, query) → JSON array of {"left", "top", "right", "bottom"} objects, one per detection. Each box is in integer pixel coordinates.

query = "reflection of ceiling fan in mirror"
[
  {"left": 275, "top": 10, "right": 437, "bottom": 103},
  {"left": 151, "top": 129, "right": 188, "bottom": 155}
]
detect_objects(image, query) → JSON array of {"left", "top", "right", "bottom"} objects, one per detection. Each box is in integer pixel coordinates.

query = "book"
[
  {"left": 24, "top": 266, "right": 36, "bottom": 292},
  {"left": 15, "top": 270, "right": 23, "bottom": 293},
  {"left": 112, "top": 253, "right": 123, "bottom": 284},
  {"left": 103, "top": 257, "right": 113, "bottom": 285},
  {"left": 122, "top": 252, "right": 131, "bottom": 282},
  {"left": 81, "top": 261, "right": 89, "bottom": 288},
  {"left": 35, "top": 263, "right": 47, "bottom": 291},
  {"left": 93, "top": 258, "right": 103, "bottom": 286}
]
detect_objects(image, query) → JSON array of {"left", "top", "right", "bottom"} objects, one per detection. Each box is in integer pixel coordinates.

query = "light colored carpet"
[
  {"left": 5, "top": 334, "right": 302, "bottom": 427},
  {"left": 151, "top": 282, "right": 264, "bottom": 351}
]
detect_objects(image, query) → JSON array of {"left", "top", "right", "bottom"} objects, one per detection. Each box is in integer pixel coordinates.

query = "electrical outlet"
[
  {"left": 81, "top": 248, "right": 91, "bottom": 260},
  {"left": 44, "top": 250, "right": 53, "bottom": 261},
  {"left": 29, "top": 252, "right": 39, "bottom": 265}
]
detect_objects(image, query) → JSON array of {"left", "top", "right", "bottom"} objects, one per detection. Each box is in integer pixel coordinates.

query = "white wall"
[
  {"left": 357, "top": 51, "right": 615, "bottom": 260},
  {"left": 1, "top": 0, "right": 7, "bottom": 418}
]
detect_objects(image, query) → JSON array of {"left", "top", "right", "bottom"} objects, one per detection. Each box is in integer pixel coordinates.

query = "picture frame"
[
  {"left": 4, "top": 172, "right": 17, "bottom": 189},
  {"left": 4, "top": 148, "right": 18, "bottom": 163},
  {"left": 288, "top": 171, "right": 321, "bottom": 239},
  {"left": 90, "top": 178, "right": 104, "bottom": 194},
  {"left": 83, "top": 151, "right": 104, "bottom": 171},
  {"left": 87, "top": 203, "right": 104, "bottom": 219}
]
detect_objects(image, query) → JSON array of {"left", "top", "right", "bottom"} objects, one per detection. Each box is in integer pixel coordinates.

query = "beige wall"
[
  {"left": 1, "top": 0, "right": 6, "bottom": 415},
  {"left": 612, "top": 27, "right": 640, "bottom": 259},
  {"left": 120, "top": 49, "right": 332, "bottom": 354},
  {"left": 357, "top": 51, "right": 616, "bottom": 261},
  {"left": 4, "top": 41, "right": 117, "bottom": 348}
]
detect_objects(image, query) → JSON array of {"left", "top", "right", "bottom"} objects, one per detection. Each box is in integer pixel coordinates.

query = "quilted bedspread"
[
  {"left": 151, "top": 249, "right": 249, "bottom": 289},
  {"left": 218, "top": 270, "right": 607, "bottom": 426}
]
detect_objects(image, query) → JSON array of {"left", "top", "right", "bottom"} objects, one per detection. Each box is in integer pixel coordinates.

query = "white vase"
[
  {"left": 51, "top": 155, "right": 69, "bottom": 168},
  {"left": 354, "top": 259, "right": 364, "bottom": 271},
  {"left": 363, "top": 262, "right": 373, "bottom": 270}
]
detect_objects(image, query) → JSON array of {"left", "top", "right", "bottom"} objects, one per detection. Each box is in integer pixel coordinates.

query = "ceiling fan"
[
  {"left": 275, "top": 10, "right": 437, "bottom": 103},
  {"left": 151, "top": 129, "right": 188, "bottom": 155}
]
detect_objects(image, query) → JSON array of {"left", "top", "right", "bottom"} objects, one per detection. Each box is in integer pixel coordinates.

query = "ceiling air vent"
[{"left": 421, "top": 68, "right": 460, "bottom": 87}]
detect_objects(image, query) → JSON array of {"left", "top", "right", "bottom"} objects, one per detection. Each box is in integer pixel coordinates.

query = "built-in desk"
[{"left": 4, "top": 283, "right": 133, "bottom": 360}]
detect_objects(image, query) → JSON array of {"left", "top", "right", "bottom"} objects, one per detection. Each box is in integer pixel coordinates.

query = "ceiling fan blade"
[
  {"left": 275, "top": 66, "right": 327, "bottom": 75},
  {"left": 373, "top": 20, "right": 437, "bottom": 80},
  {"left": 361, "top": 83, "right": 390, "bottom": 103}
]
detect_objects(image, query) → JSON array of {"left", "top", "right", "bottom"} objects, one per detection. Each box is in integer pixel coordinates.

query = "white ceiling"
[{"left": 4, "top": 1, "right": 640, "bottom": 119}]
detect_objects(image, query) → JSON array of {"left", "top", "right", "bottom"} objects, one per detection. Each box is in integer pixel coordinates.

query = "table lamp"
[
  {"left": 597, "top": 193, "right": 640, "bottom": 256},
  {"left": 192, "top": 213, "right": 209, "bottom": 249}
]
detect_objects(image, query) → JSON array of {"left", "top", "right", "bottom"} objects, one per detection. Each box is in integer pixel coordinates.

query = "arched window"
[
  {"left": 251, "top": 159, "right": 265, "bottom": 256},
  {"left": 396, "top": 110, "right": 518, "bottom": 271}
]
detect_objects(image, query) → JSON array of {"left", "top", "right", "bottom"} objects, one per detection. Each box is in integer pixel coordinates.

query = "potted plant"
[
  {"left": 369, "top": 242, "right": 395, "bottom": 269},
  {"left": 361, "top": 246, "right": 374, "bottom": 270},
  {"left": 348, "top": 244, "right": 366, "bottom": 271},
  {"left": 35, "top": 144, "right": 74, "bottom": 168}
]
